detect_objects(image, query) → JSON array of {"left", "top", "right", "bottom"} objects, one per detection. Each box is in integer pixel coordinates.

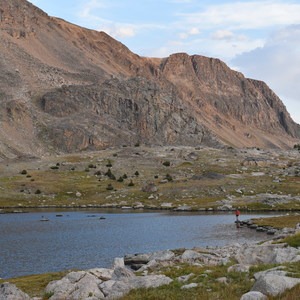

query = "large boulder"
[
  {"left": 0, "top": 283, "right": 31, "bottom": 300},
  {"left": 251, "top": 274, "right": 300, "bottom": 296},
  {"left": 45, "top": 271, "right": 104, "bottom": 300},
  {"left": 235, "top": 243, "right": 300, "bottom": 265}
]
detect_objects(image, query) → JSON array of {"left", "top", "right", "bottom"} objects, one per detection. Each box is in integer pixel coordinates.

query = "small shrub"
[
  {"left": 70, "top": 167, "right": 75, "bottom": 171},
  {"left": 94, "top": 170, "right": 102, "bottom": 176},
  {"left": 134, "top": 142, "right": 140, "bottom": 147},
  {"left": 128, "top": 180, "right": 134, "bottom": 187},
  {"left": 106, "top": 183, "right": 114, "bottom": 191},
  {"left": 56, "top": 163, "right": 60, "bottom": 166},
  {"left": 165, "top": 173, "right": 173, "bottom": 181},
  {"left": 106, "top": 160, "right": 112, "bottom": 167},
  {"left": 123, "top": 174, "right": 128, "bottom": 179},
  {"left": 293, "top": 144, "right": 300, "bottom": 151},
  {"left": 20, "top": 170, "right": 27, "bottom": 175},
  {"left": 105, "top": 169, "right": 116, "bottom": 180},
  {"left": 35, "top": 189, "right": 41, "bottom": 194},
  {"left": 113, "top": 153, "right": 118, "bottom": 157},
  {"left": 162, "top": 161, "right": 171, "bottom": 167},
  {"left": 26, "top": 175, "right": 32, "bottom": 178},
  {"left": 50, "top": 166, "right": 59, "bottom": 170},
  {"left": 154, "top": 175, "right": 159, "bottom": 179},
  {"left": 84, "top": 168, "right": 90, "bottom": 172},
  {"left": 117, "top": 176, "right": 124, "bottom": 182},
  {"left": 88, "top": 164, "right": 96, "bottom": 169},
  {"left": 134, "top": 171, "right": 139, "bottom": 176}
]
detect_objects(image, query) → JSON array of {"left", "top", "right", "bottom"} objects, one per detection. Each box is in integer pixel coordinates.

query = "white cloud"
[
  {"left": 79, "top": 0, "right": 109, "bottom": 19},
  {"left": 168, "top": 0, "right": 193, "bottom": 3},
  {"left": 179, "top": 27, "right": 200, "bottom": 39},
  {"left": 212, "top": 30, "right": 234, "bottom": 40},
  {"left": 232, "top": 25, "right": 300, "bottom": 124},
  {"left": 179, "top": 1, "right": 300, "bottom": 30},
  {"left": 101, "top": 25, "right": 136, "bottom": 38}
]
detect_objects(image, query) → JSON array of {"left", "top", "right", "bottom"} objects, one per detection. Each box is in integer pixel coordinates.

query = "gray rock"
[
  {"left": 101, "top": 280, "right": 130, "bottom": 299},
  {"left": 88, "top": 268, "right": 114, "bottom": 281},
  {"left": 216, "top": 277, "right": 228, "bottom": 284},
  {"left": 45, "top": 277, "right": 75, "bottom": 299},
  {"left": 45, "top": 271, "right": 104, "bottom": 300},
  {"left": 129, "top": 274, "right": 173, "bottom": 289},
  {"left": 240, "top": 291, "right": 268, "bottom": 300},
  {"left": 181, "top": 283, "right": 198, "bottom": 289},
  {"left": 177, "top": 273, "right": 194, "bottom": 282},
  {"left": 251, "top": 274, "right": 300, "bottom": 296},
  {"left": 253, "top": 266, "right": 287, "bottom": 280},
  {"left": 235, "top": 243, "right": 300, "bottom": 265},
  {"left": 68, "top": 273, "right": 104, "bottom": 300},
  {"left": 113, "top": 257, "right": 125, "bottom": 269},
  {"left": 0, "top": 283, "right": 31, "bottom": 300},
  {"left": 181, "top": 250, "right": 202, "bottom": 260},
  {"left": 112, "top": 267, "right": 135, "bottom": 280},
  {"left": 99, "top": 275, "right": 172, "bottom": 299},
  {"left": 227, "top": 264, "right": 250, "bottom": 273},
  {"left": 174, "top": 205, "right": 192, "bottom": 211},
  {"left": 149, "top": 250, "right": 175, "bottom": 261},
  {"left": 124, "top": 253, "right": 150, "bottom": 266}
]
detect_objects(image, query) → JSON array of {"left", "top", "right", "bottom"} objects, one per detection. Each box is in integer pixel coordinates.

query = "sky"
[{"left": 29, "top": 0, "right": 300, "bottom": 124}]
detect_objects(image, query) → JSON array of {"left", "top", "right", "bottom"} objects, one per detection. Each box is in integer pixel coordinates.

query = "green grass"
[
  {"left": 252, "top": 215, "right": 300, "bottom": 229},
  {"left": 0, "top": 271, "right": 68, "bottom": 298},
  {"left": 0, "top": 146, "right": 300, "bottom": 210},
  {"left": 278, "top": 232, "right": 300, "bottom": 248}
]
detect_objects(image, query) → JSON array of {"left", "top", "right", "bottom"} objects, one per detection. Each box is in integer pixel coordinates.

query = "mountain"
[{"left": 0, "top": 0, "right": 299, "bottom": 159}]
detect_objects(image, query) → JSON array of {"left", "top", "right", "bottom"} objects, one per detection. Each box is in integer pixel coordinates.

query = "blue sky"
[{"left": 29, "top": 0, "right": 300, "bottom": 124}]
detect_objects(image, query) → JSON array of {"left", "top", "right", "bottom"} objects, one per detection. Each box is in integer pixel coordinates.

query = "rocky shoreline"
[{"left": 1, "top": 223, "right": 299, "bottom": 300}]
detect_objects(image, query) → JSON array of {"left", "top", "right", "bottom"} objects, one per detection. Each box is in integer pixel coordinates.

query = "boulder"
[
  {"left": 181, "top": 283, "right": 198, "bottom": 289},
  {"left": 112, "top": 267, "right": 135, "bottom": 280},
  {"left": 251, "top": 274, "right": 300, "bottom": 296},
  {"left": 113, "top": 257, "right": 125, "bottom": 269},
  {"left": 128, "top": 274, "right": 173, "bottom": 289},
  {"left": 68, "top": 273, "right": 104, "bottom": 300},
  {"left": 88, "top": 268, "right": 113, "bottom": 281},
  {"left": 45, "top": 277, "right": 76, "bottom": 299},
  {"left": 149, "top": 250, "right": 175, "bottom": 261},
  {"left": 0, "top": 283, "right": 31, "bottom": 300},
  {"left": 181, "top": 250, "right": 202, "bottom": 260},
  {"left": 235, "top": 243, "right": 300, "bottom": 265},
  {"left": 142, "top": 183, "right": 157, "bottom": 193},
  {"left": 45, "top": 271, "right": 104, "bottom": 300},
  {"left": 227, "top": 264, "right": 250, "bottom": 273},
  {"left": 99, "top": 274, "right": 172, "bottom": 299},
  {"left": 240, "top": 291, "right": 268, "bottom": 300},
  {"left": 124, "top": 253, "right": 150, "bottom": 266},
  {"left": 177, "top": 273, "right": 194, "bottom": 283}
]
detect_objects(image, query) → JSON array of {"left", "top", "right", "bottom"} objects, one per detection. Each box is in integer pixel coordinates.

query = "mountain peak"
[{"left": 0, "top": 0, "right": 298, "bottom": 159}]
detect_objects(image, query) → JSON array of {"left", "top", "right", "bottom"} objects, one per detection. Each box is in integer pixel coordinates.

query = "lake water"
[{"left": 0, "top": 210, "right": 280, "bottom": 279}]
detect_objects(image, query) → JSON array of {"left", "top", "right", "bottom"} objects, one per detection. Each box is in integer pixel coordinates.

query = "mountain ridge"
[{"left": 0, "top": 0, "right": 299, "bottom": 159}]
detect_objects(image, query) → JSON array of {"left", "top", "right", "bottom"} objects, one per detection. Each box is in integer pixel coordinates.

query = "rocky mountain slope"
[{"left": 0, "top": 0, "right": 299, "bottom": 159}]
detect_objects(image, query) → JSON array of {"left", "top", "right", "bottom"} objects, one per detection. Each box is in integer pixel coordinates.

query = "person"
[{"left": 235, "top": 209, "right": 241, "bottom": 228}]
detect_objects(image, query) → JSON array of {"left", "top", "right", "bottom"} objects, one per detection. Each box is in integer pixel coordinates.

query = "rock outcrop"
[
  {"left": 0, "top": 282, "right": 31, "bottom": 300},
  {"left": 0, "top": 0, "right": 299, "bottom": 159},
  {"left": 44, "top": 258, "right": 172, "bottom": 300}
]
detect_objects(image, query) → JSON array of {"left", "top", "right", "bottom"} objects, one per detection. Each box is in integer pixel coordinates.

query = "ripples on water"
[{"left": 0, "top": 210, "right": 280, "bottom": 278}]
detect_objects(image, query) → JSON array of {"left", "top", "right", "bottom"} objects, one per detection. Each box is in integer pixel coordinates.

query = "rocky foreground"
[{"left": 1, "top": 223, "right": 300, "bottom": 300}]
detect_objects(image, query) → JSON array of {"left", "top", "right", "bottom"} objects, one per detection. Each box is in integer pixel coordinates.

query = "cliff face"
[{"left": 0, "top": 0, "right": 299, "bottom": 158}]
